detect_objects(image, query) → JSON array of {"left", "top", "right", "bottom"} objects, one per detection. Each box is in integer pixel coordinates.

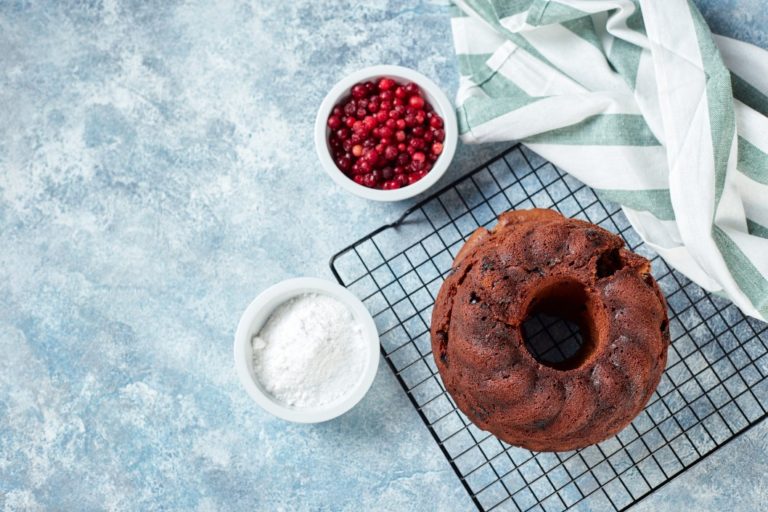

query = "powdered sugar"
[{"left": 251, "top": 293, "right": 366, "bottom": 408}]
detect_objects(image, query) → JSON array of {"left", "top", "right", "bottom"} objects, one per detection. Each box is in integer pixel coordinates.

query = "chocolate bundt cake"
[{"left": 431, "top": 209, "right": 670, "bottom": 452}]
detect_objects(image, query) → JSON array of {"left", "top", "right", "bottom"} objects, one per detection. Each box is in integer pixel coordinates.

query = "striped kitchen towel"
[{"left": 450, "top": 0, "right": 768, "bottom": 320}]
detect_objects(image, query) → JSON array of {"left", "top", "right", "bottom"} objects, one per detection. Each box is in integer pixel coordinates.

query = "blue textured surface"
[{"left": 0, "top": 1, "right": 766, "bottom": 510}]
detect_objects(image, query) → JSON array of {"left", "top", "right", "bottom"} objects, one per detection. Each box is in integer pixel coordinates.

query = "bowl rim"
[
  {"left": 233, "top": 277, "right": 380, "bottom": 423},
  {"left": 314, "top": 65, "right": 458, "bottom": 202}
]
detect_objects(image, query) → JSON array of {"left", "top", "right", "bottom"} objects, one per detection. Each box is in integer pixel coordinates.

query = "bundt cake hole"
[{"left": 521, "top": 280, "right": 599, "bottom": 371}]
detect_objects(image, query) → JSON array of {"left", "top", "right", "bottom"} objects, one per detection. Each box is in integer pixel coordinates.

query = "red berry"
[
  {"left": 328, "top": 115, "right": 342, "bottom": 129},
  {"left": 384, "top": 145, "right": 398, "bottom": 160},
  {"left": 332, "top": 106, "right": 343, "bottom": 117},
  {"left": 394, "top": 165, "right": 406, "bottom": 175},
  {"left": 342, "top": 139, "right": 353, "bottom": 152},
  {"left": 378, "top": 78, "right": 396, "bottom": 91},
  {"left": 397, "top": 153, "right": 410, "bottom": 166},
  {"left": 404, "top": 82, "right": 419, "bottom": 95},
  {"left": 380, "top": 126, "right": 393, "bottom": 139},
  {"left": 345, "top": 116, "right": 356, "bottom": 128},
  {"left": 409, "top": 137, "right": 425, "bottom": 149},
  {"left": 351, "top": 84, "right": 367, "bottom": 99},
  {"left": 380, "top": 100, "right": 392, "bottom": 111},
  {"left": 352, "top": 145, "right": 363, "bottom": 157},
  {"left": 356, "top": 108, "right": 367, "bottom": 119},
  {"left": 412, "top": 151, "right": 426, "bottom": 162},
  {"left": 363, "top": 172, "right": 378, "bottom": 188},
  {"left": 376, "top": 111, "right": 388, "bottom": 123},
  {"left": 363, "top": 116, "right": 377, "bottom": 131},
  {"left": 394, "top": 86, "right": 407, "bottom": 99},
  {"left": 409, "top": 95, "right": 425, "bottom": 109},
  {"left": 381, "top": 166, "right": 394, "bottom": 180},
  {"left": 336, "top": 156, "right": 351, "bottom": 171},
  {"left": 336, "top": 128, "right": 350, "bottom": 140},
  {"left": 397, "top": 143, "right": 406, "bottom": 152},
  {"left": 344, "top": 102, "right": 356, "bottom": 116},
  {"left": 364, "top": 81, "right": 375, "bottom": 93},
  {"left": 434, "top": 129, "right": 445, "bottom": 142},
  {"left": 382, "top": 179, "right": 401, "bottom": 190},
  {"left": 353, "top": 175, "right": 365, "bottom": 185},
  {"left": 379, "top": 90, "right": 393, "bottom": 102},
  {"left": 430, "top": 116, "right": 443, "bottom": 128},
  {"left": 396, "top": 119, "right": 406, "bottom": 130},
  {"left": 432, "top": 142, "right": 443, "bottom": 155},
  {"left": 385, "top": 118, "right": 396, "bottom": 129},
  {"left": 395, "top": 130, "right": 406, "bottom": 142},
  {"left": 415, "top": 111, "right": 426, "bottom": 124},
  {"left": 367, "top": 101, "right": 379, "bottom": 113},
  {"left": 396, "top": 174, "right": 409, "bottom": 187}
]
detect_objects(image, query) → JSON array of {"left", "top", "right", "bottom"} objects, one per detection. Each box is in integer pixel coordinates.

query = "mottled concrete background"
[{"left": 0, "top": 1, "right": 766, "bottom": 510}]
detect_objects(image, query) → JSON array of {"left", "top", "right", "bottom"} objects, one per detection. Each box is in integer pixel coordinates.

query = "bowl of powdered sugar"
[{"left": 234, "top": 277, "right": 379, "bottom": 422}]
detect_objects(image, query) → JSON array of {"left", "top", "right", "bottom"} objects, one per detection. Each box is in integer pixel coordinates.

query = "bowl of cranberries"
[{"left": 315, "top": 65, "right": 457, "bottom": 201}]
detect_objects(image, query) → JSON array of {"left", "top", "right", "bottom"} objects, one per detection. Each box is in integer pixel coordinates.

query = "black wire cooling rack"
[{"left": 329, "top": 144, "right": 768, "bottom": 511}]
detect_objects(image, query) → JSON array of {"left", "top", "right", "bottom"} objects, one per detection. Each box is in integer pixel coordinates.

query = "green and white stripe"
[{"left": 451, "top": 0, "right": 768, "bottom": 320}]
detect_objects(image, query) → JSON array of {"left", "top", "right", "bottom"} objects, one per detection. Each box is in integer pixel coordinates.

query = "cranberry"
[
  {"left": 397, "top": 143, "right": 406, "bottom": 152},
  {"left": 336, "top": 156, "right": 351, "bottom": 171},
  {"left": 397, "top": 153, "right": 410, "bottom": 166},
  {"left": 351, "top": 84, "right": 367, "bottom": 99},
  {"left": 430, "top": 116, "right": 443, "bottom": 128},
  {"left": 328, "top": 115, "right": 342, "bottom": 129},
  {"left": 363, "top": 116, "right": 377, "bottom": 131},
  {"left": 412, "top": 151, "right": 426, "bottom": 163},
  {"left": 378, "top": 78, "right": 396, "bottom": 91},
  {"left": 434, "top": 129, "right": 445, "bottom": 142},
  {"left": 394, "top": 86, "right": 406, "bottom": 99},
  {"left": 332, "top": 106, "right": 343, "bottom": 117},
  {"left": 376, "top": 111, "right": 388, "bottom": 123},
  {"left": 352, "top": 144, "right": 363, "bottom": 157},
  {"left": 345, "top": 116, "right": 356, "bottom": 128},
  {"left": 380, "top": 126, "right": 393, "bottom": 139},
  {"left": 363, "top": 172, "right": 378, "bottom": 188},
  {"left": 432, "top": 142, "right": 443, "bottom": 155},
  {"left": 396, "top": 119, "right": 406, "bottom": 130},
  {"left": 344, "top": 101, "right": 357, "bottom": 116},
  {"left": 382, "top": 180, "right": 401, "bottom": 190},
  {"left": 404, "top": 82, "right": 419, "bottom": 95},
  {"left": 357, "top": 98, "right": 368, "bottom": 109},
  {"left": 408, "top": 170, "right": 427, "bottom": 184},
  {"left": 356, "top": 108, "right": 367, "bottom": 119},
  {"left": 352, "top": 120, "right": 365, "bottom": 134},
  {"left": 424, "top": 130, "right": 434, "bottom": 142},
  {"left": 336, "top": 128, "right": 350, "bottom": 140},
  {"left": 385, "top": 118, "right": 396, "bottom": 129},
  {"left": 353, "top": 175, "right": 365, "bottom": 185},
  {"left": 363, "top": 138, "right": 375, "bottom": 148},
  {"left": 384, "top": 145, "right": 398, "bottom": 160},
  {"left": 364, "top": 81, "right": 376, "bottom": 93},
  {"left": 379, "top": 90, "right": 393, "bottom": 101},
  {"left": 393, "top": 98, "right": 404, "bottom": 107},
  {"left": 395, "top": 174, "right": 409, "bottom": 187},
  {"left": 342, "top": 139, "right": 353, "bottom": 152},
  {"left": 350, "top": 133, "right": 362, "bottom": 144},
  {"left": 409, "top": 95, "right": 425, "bottom": 109},
  {"left": 395, "top": 130, "right": 406, "bottom": 142},
  {"left": 367, "top": 101, "right": 379, "bottom": 113},
  {"left": 412, "top": 126, "right": 425, "bottom": 137},
  {"left": 381, "top": 166, "right": 395, "bottom": 180},
  {"left": 409, "top": 137, "right": 425, "bottom": 149},
  {"left": 329, "top": 136, "right": 341, "bottom": 149},
  {"left": 415, "top": 111, "right": 426, "bottom": 124},
  {"left": 394, "top": 165, "right": 406, "bottom": 175},
  {"left": 380, "top": 100, "right": 392, "bottom": 111}
]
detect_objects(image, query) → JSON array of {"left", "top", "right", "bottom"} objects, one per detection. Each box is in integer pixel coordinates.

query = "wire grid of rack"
[{"left": 329, "top": 144, "right": 768, "bottom": 512}]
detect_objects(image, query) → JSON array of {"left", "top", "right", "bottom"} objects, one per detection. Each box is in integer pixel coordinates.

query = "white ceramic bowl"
[
  {"left": 315, "top": 65, "right": 458, "bottom": 202},
  {"left": 234, "top": 277, "right": 380, "bottom": 423}
]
